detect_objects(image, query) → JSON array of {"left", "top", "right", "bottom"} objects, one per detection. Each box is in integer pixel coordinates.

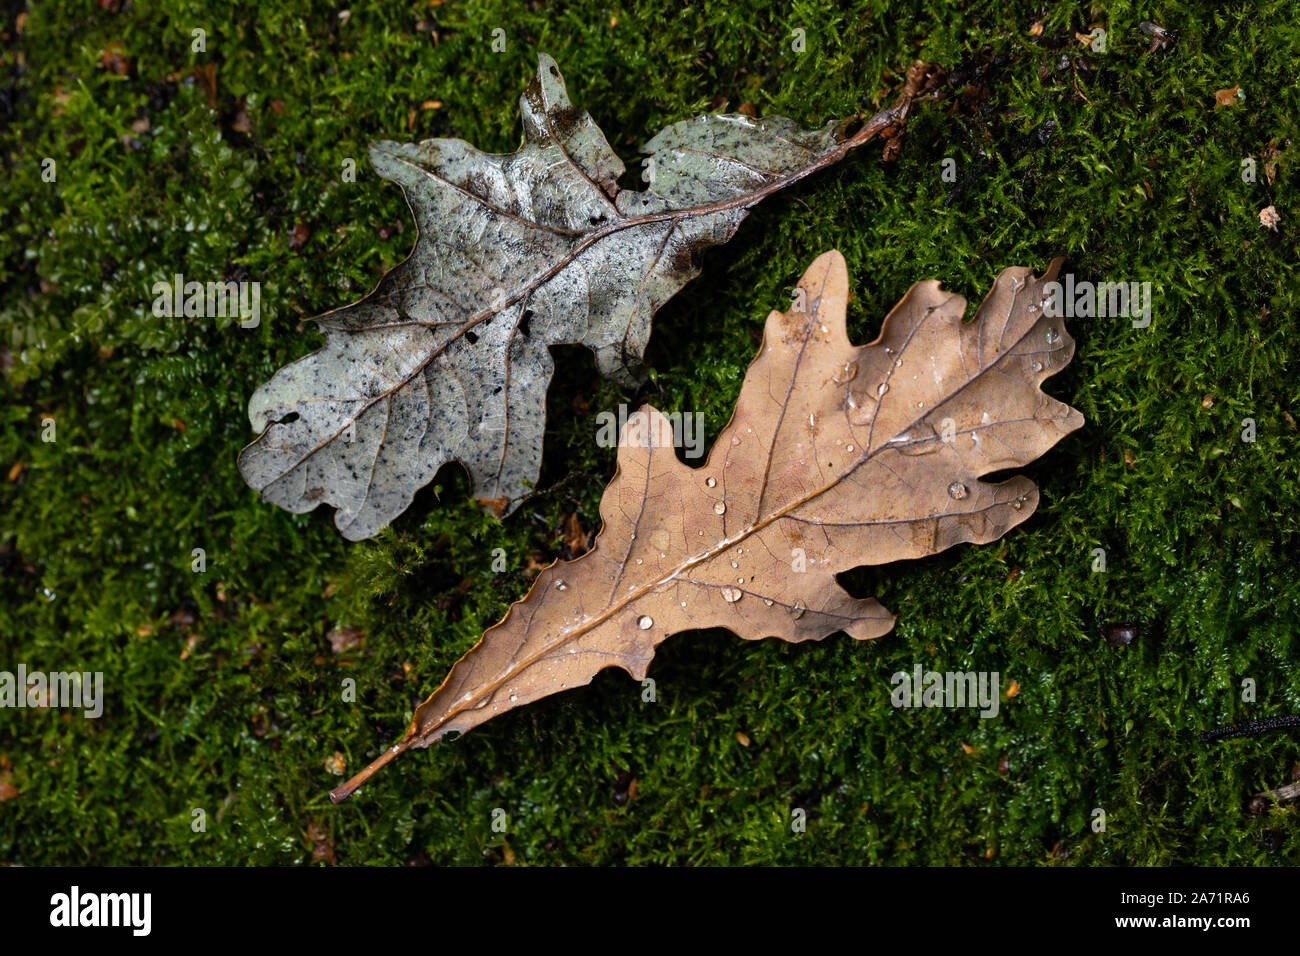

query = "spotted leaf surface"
[{"left": 238, "top": 54, "right": 887, "bottom": 539}]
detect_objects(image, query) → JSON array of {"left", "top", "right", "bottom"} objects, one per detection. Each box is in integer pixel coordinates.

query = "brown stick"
[{"left": 329, "top": 739, "right": 411, "bottom": 803}]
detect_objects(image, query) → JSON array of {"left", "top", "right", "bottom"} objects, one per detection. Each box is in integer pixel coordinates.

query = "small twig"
[
  {"left": 1263, "top": 780, "right": 1300, "bottom": 803},
  {"left": 1071, "top": 58, "right": 1092, "bottom": 105},
  {"left": 329, "top": 739, "right": 411, "bottom": 803},
  {"left": 1198, "top": 713, "right": 1300, "bottom": 743}
]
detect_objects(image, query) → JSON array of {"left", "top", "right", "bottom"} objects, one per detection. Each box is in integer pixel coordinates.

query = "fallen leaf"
[
  {"left": 239, "top": 54, "right": 922, "bottom": 540},
  {"left": 477, "top": 496, "right": 509, "bottom": 519},
  {"left": 1214, "top": 85, "right": 1240, "bottom": 107},
  {"left": 1104, "top": 622, "right": 1138, "bottom": 646},
  {"left": 307, "top": 819, "right": 337, "bottom": 865},
  {"left": 1005, "top": 679, "right": 1021, "bottom": 698},
  {"left": 1139, "top": 20, "right": 1174, "bottom": 52},
  {"left": 99, "top": 43, "right": 131, "bottom": 75},
  {"left": 327, "top": 625, "right": 365, "bottom": 653},
  {"left": 563, "top": 512, "right": 589, "bottom": 556},
  {"left": 1263, "top": 140, "right": 1282, "bottom": 185},
  {"left": 613, "top": 769, "right": 635, "bottom": 806},
  {"left": 288, "top": 222, "right": 311, "bottom": 250},
  {"left": 195, "top": 63, "right": 218, "bottom": 110},
  {"left": 330, "top": 250, "right": 1082, "bottom": 801},
  {"left": 0, "top": 768, "right": 18, "bottom": 801},
  {"left": 168, "top": 607, "right": 196, "bottom": 628},
  {"left": 231, "top": 98, "right": 253, "bottom": 134}
]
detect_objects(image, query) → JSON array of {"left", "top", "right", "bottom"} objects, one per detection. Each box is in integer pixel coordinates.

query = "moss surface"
[{"left": 1, "top": 0, "right": 1297, "bottom": 865}]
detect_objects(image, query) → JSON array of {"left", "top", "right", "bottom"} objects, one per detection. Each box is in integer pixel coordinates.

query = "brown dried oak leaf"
[
  {"left": 239, "top": 54, "right": 921, "bottom": 540},
  {"left": 331, "top": 251, "right": 1083, "bottom": 801}
]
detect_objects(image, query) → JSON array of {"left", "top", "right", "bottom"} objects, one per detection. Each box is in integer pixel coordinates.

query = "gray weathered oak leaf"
[
  {"left": 330, "top": 250, "right": 1083, "bottom": 801},
  {"left": 239, "top": 54, "right": 916, "bottom": 539}
]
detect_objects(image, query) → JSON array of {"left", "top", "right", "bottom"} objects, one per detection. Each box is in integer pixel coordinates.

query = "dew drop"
[
  {"left": 763, "top": 598, "right": 774, "bottom": 607},
  {"left": 705, "top": 476, "right": 717, "bottom": 488},
  {"left": 509, "top": 694, "right": 518, "bottom": 702},
  {"left": 730, "top": 560, "right": 738, "bottom": 569},
  {"left": 947, "top": 481, "right": 968, "bottom": 500},
  {"left": 832, "top": 360, "right": 859, "bottom": 384},
  {"left": 721, "top": 586, "right": 742, "bottom": 603},
  {"left": 637, "top": 615, "right": 654, "bottom": 629},
  {"left": 554, "top": 580, "right": 567, "bottom": 591},
  {"left": 1012, "top": 497, "right": 1024, "bottom": 510},
  {"left": 1030, "top": 360, "right": 1042, "bottom": 372},
  {"left": 713, "top": 501, "right": 726, "bottom": 515},
  {"left": 790, "top": 601, "right": 806, "bottom": 620},
  {"left": 877, "top": 383, "right": 889, "bottom": 396},
  {"left": 635, "top": 558, "right": 643, "bottom": 565},
  {"left": 1045, "top": 327, "right": 1059, "bottom": 345},
  {"left": 846, "top": 390, "right": 877, "bottom": 426}
]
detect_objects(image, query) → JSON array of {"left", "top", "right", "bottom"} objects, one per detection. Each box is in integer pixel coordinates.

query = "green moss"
[{"left": 1, "top": 0, "right": 1297, "bottom": 865}]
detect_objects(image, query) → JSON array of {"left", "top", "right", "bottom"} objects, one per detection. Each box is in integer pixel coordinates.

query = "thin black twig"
[{"left": 1199, "top": 713, "right": 1300, "bottom": 743}]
